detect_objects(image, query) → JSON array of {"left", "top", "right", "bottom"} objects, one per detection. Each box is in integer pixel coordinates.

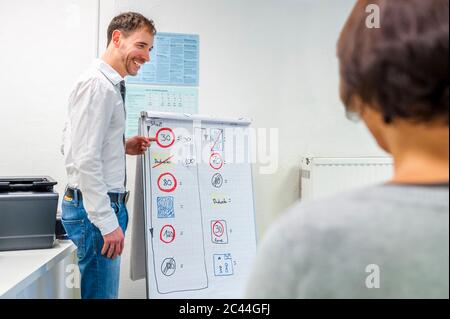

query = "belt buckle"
[
  {"left": 63, "top": 189, "right": 73, "bottom": 202},
  {"left": 64, "top": 187, "right": 75, "bottom": 200}
]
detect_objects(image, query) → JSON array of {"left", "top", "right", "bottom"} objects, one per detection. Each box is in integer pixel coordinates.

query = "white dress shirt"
[{"left": 62, "top": 59, "right": 126, "bottom": 235}]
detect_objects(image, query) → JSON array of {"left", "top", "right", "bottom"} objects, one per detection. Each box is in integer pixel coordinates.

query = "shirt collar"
[{"left": 94, "top": 58, "right": 124, "bottom": 86}]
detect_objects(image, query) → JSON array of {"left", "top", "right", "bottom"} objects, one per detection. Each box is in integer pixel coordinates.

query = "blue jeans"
[{"left": 61, "top": 190, "right": 128, "bottom": 299}]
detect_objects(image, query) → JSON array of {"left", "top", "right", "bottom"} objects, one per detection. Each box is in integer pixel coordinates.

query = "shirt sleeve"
[{"left": 67, "top": 78, "right": 119, "bottom": 235}]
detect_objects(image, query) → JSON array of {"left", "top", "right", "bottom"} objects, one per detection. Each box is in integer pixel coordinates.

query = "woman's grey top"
[{"left": 246, "top": 183, "right": 449, "bottom": 299}]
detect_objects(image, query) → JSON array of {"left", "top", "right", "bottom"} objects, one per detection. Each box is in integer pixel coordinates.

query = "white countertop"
[{"left": 0, "top": 240, "right": 76, "bottom": 298}]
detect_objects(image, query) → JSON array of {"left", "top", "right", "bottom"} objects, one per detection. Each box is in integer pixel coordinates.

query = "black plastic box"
[{"left": 0, "top": 176, "right": 59, "bottom": 251}]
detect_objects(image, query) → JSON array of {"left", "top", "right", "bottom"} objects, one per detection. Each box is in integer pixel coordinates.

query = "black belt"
[{"left": 65, "top": 187, "right": 129, "bottom": 204}]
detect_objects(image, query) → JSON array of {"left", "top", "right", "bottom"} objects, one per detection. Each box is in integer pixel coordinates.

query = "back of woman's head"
[{"left": 337, "top": 0, "right": 449, "bottom": 125}]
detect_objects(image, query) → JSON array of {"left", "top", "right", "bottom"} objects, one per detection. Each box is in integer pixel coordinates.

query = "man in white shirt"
[{"left": 61, "top": 12, "right": 156, "bottom": 299}]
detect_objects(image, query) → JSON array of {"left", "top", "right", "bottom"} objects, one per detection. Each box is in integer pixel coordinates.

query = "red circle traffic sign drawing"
[
  {"left": 209, "top": 153, "right": 223, "bottom": 170},
  {"left": 157, "top": 173, "right": 177, "bottom": 192},
  {"left": 156, "top": 128, "right": 175, "bottom": 148},
  {"left": 160, "top": 225, "right": 176, "bottom": 244},
  {"left": 212, "top": 221, "right": 225, "bottom": 237}
]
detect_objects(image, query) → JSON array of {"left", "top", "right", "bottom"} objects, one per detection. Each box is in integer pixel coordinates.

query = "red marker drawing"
[
  {"left": 152, "top": 155, "right": 174, "bottom": 169},
  {"left": 157, "top": 172, "right": 177, "bottom": 192},
  {"left": 210, "top": 129, "right": 223, "bottom": 152},
  {"left": 212, "top": 221, "right": 225, "bottom": 237},
  {"left": 160, "top": 225, "right": 176, "bottom": 244},
  {"left": 209, "top": 153, "right": 223, "bottom": 170},
  {"left": 156, "top": 128, "right": 175, "bottom": 148}
]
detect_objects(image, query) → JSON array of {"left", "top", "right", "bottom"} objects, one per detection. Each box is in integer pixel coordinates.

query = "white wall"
[
  {"left": 1, "top": 0, "right": 386, "bottom": 298},
  {"left": 0, "top": 0, "right": 98, "bottom": 194}
]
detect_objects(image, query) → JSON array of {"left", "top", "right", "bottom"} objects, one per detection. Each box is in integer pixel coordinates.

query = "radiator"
[{"left": 300, "top": 157, "right": 394, "bottom": 200}]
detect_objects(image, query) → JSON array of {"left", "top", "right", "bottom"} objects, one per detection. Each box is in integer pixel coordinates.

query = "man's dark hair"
[
  {"left": 107, "top": 12, "right": 156, "bottom": 46},
  {"left": 337, "top": 0, "right": 449, "bottom": 124}
]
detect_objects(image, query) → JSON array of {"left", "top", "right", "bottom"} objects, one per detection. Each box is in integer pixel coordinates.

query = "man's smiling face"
[{"left": 114, "top": 28, "right": 154, "bottom": 77}]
